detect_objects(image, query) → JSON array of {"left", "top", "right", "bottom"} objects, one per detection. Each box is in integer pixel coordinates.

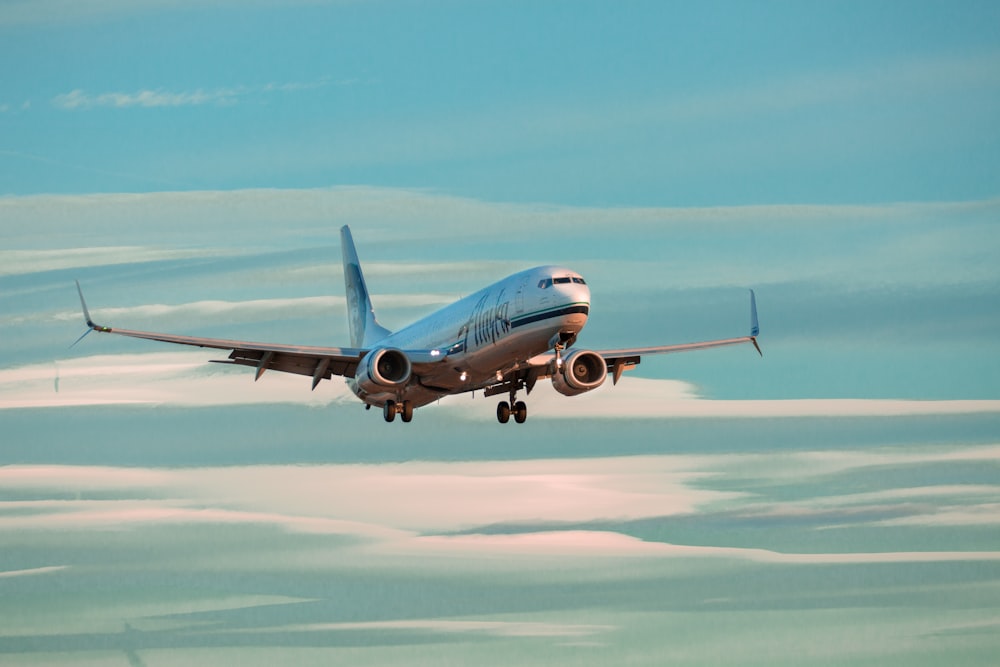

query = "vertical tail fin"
[{"left": 340, "top": 225, "right": 392, "bottom": 348}]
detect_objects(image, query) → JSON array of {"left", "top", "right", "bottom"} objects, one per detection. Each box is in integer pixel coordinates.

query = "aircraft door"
[{"left": 516, "top": 277, "right": 527, "bottom": 314}]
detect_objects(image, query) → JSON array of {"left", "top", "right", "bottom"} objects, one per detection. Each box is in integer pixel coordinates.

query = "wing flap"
[{"left": 211, "top": 348, "right": 361, "bottom": 382}]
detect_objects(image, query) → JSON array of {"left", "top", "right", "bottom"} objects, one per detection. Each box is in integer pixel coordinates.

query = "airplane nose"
[{"left": 553, "top": 279, "right": 590, "bottom": 333}]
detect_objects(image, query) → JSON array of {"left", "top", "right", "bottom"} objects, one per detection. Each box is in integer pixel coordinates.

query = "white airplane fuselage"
[{"left": 348, "top": 265, "right": 590, "bottom": 409}]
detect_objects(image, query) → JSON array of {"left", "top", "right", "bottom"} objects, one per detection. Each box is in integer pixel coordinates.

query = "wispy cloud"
[
  {"left": 52, "top": 78, "right": 340, "bottom": 111},
  {"left": 0, "top": 1, "right": 343, "bottom": 27},
  {"left": 0, "top": 246, "right": 244, "bottom": 277},
  {"left": 408, "top": 531, "right": 1000, "bottom": 564},
  {"left": 5, "top": 353, "right": 1000, "bottom": 416},
  {"left": 6, "top": 468, "right": 999, "bottom": 566},
  {"left": 4, "top": 188, "right": 998, "bottom": 290},
  {"left": 244, "top": 619, "right": 615, "bottom": 639},
  {"left": 0, "top": 566, "right": 68, "bottom": 579}
]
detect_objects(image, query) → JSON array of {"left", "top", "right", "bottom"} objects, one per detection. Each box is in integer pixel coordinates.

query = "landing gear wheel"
[
  {"left": 513, "top": 401, "right": 527, "bottom": 424},
  {"left": 383, "top": 400, "right": 396, "bottom": 423},
  {"left": 497, "top": 401, "right": 511, "bottom": 424},
  {"left": 401, "top": 400, "right": 414, "bottom": 423}
]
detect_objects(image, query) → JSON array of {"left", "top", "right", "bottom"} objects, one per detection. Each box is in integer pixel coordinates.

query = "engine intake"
[
  {"left": 551, "top": 349, "right": 607, "bottom": 396},
  {"left": 355, "top": 347, "right": 412, "bottom": 391}
]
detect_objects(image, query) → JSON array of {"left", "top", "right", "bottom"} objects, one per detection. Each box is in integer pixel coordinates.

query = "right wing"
[{"left": 75, "top": 281, "right": 367, "bottom": 389}]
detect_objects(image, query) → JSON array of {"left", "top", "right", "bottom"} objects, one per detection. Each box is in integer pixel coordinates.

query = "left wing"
[
  {"left": 510, "top": 289, "right": 761, "bottom": 390},
  {"left": 74, "top": 281, "right": 367, "bottom": 389},
  {"left": 597, "top": 289, "right": 761, "bottom": 383}
]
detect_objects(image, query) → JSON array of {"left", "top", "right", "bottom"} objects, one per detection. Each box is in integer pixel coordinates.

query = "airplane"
[{"left": 74, "top": 225, "right": 760, "bottom": 424}]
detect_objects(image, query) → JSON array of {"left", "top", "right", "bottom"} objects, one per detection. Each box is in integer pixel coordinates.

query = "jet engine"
[
  {"left": 551, "top": 349, "right": 607, "bottom": 396},
  {"left": 354, "top": 347, "right": 412, "bottom": 394}
]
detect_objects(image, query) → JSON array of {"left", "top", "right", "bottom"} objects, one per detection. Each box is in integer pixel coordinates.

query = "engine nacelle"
[
  {"left": 354, "top": 347, "right": 412, "bottom": 394},
  {"left": 551, "top": 349, "right": 607, "bottom": 397}
]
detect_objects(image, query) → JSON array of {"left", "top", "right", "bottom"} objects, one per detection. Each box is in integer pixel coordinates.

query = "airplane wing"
[
  {"left": 74, "top": 281, "right": 369, "bottom": 389},
  {"left": 509, "top": 289, "right": 761, "bottom": 390},
  {"left": 596, "top": 289, "right": 761, "bottom": 383}
]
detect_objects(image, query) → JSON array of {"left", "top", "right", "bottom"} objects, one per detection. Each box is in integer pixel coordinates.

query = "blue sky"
[
  {"left": 3, "top": 1, "right": 1000, "bottom": 204},
  {"left": 2, "top": 1, "right": 1000, "bottom": 665}
]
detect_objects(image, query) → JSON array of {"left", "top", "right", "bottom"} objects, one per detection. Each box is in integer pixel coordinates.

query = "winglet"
[
  {"left": 71, "top": 281, "right": 108, "bottom": 348},
  {"left": 749, "top": 289, "right": 762, "bottom": 356},
  {"left": 75, "top": 280, "right": 95, "bottom": 328}
]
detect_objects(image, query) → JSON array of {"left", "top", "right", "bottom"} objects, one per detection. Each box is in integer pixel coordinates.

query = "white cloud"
[
  {"left": 0, "top": 352, "right": 351, "bottom": 409},
  {"left": 239, "top": 619, "right": 615, "bottom": 639},
  {"left": 457, "top": 377, "right": 1000, "bottom": 420},
  {"left": 407, "top": 531, "right": 1000, "bottom": 564},
  {"left": 4, "top": 188, "right": 997, "bottom": 290},
  {"left": 5, "top": 353, "right": 1000, "bottom": 416},
  {"left": 52, "top": 78, "right": 341, "bottom": 111},
  {"left": 0, "top": 566, "right": 69, "bottom": 578},
  {"left": 53, "top": 88, "right": 233, "bottom": 110},
  {"left": 0, "top": 246, "right": 244, "bottom": 277},
  {"left": 0, "top": 1, "right": 343, "bottom": 27},
  {"left": 0, "top": 457, "right": 732, "bottom": 536},
  {"left": 5, "top": 451, "right": 999, "bottom": 577}
]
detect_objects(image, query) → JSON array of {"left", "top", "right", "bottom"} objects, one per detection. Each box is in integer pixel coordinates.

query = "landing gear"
[
  {"left": 513, "top": 400, "right": 527, "bottom": 424},
  {"left": 496, "top": 397, "right": 528, "bottom": 424},
  {"left": 383, "top": 399, "right": 414, "bottom": 423}
]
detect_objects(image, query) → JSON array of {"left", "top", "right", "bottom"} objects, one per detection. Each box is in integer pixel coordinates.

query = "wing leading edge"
[{"left": 74, "top": 281, "right": 367, "bottom": 389}]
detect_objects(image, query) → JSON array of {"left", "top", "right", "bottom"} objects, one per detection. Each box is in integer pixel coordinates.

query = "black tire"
[
  {"left": 497, "top": 401, "right": 511, "bottom": 424},
  {"left": 401, "top": 400, "right": 414, "bottom": 423},
  {"left": 383, "top": 400, "right": 396, "bottom": 423},
  {"left": 513, "top": 401, "right": 527, "bottom": 424}
]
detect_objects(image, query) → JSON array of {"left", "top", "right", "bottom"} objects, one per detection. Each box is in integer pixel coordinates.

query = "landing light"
[{"left": 460, "top": 371, "right": 468, "bottom": 382}]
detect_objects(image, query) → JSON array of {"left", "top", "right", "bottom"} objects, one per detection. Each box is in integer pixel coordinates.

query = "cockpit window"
[{"left": 540, "top": 276, "right": 585, "bottom": 288}]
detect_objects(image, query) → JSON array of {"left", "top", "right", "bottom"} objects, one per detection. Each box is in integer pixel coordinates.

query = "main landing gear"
[
  {"left": 496, "top": 400, "right": 527, "bottom": 424},
  {"left": 382, "top": 399, "right": 414, "bottom": 423}
]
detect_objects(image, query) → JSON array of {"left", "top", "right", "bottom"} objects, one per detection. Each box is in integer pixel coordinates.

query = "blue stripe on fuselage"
[{"left": 510, "top": 304, "right": 589, "bottom": 329}]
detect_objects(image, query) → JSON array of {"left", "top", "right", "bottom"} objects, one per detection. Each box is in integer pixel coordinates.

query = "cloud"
[
  {"left": 236, "top": 619, "right": 615, "bottom": 639},
  {"left": 5, "top": 352, "right": 1000, "bottom": 416},
  {"left": 51, "top": 78, "right": 342, "bottom": 111},
  {"left": 53, "top": 88, "right": 235, "bottom": 110},
  {"left": 0, "top": 457, "right": 733, "bottom": 536},
  {"left": 0, "top": 566, "right": 68, "bottom": 578},
  {"left": 0, "top": 246, "right": 245, "bottom": 277},
  {"left": 4, "top": 447, "right": 999, "bottom": 581},
  {"left": 0, "top": 0, "right": 342, "bottom": 27},
  {"left": 407, "top": 531, "right": 1000, "bottom": 564},
  {"left": 456, "top": 377, "right": 1000, "bottom": 420},
  {"left": 4, "top": 188, "right": 997, "bottom": 291},
  {"left": 0, "top": 352, "right": 351, "bottom": 409}
]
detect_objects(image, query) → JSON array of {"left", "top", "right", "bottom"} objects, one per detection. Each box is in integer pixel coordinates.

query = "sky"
[{"left": 2, "top": 1, "right": 1000, "bottom": 665}]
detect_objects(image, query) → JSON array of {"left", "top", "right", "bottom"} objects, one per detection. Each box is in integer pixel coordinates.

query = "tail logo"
[{"left": 344, "top": 262, "right": 367, "bottom": 348}]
